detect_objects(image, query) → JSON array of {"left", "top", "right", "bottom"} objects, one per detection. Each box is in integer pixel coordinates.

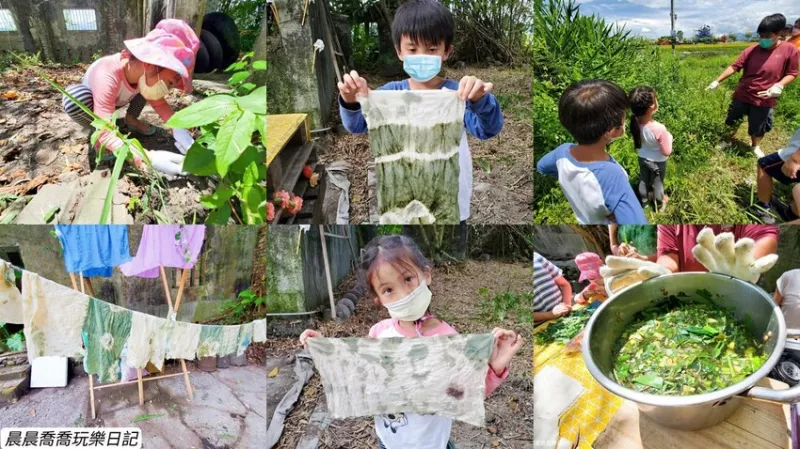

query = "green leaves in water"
[{"left": 611, "top": 299, "right": 766, "bottom": 396}]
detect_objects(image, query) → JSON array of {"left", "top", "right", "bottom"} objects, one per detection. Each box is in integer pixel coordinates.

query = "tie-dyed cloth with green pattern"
[
  {"left": 83, "top": 297, "right": 133, "bottom": 383},
  {"left": 306, "top": 333, "right": 493, "bottom": 427},
  {"left": 359, "top": 90, "right": 465, "bottom": 224}
]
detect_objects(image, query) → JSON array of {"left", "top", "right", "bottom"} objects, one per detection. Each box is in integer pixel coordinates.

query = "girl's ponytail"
[{"left": 628, "top": 86, "right": 657, "bottom": 150}]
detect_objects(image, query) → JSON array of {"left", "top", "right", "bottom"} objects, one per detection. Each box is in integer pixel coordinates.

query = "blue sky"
[{"left": 577, "top": 0, "right": 800, "bottom": 38}]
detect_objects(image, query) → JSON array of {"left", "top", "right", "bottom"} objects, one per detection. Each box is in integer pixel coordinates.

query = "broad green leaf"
[
  {"left": 206, "top": 202, "right": 232, "bottom": 224},
  {"left": 100, "top": 146, "right": 128, "bottom": 224},
  {"left": 240, "top": 183, "right": 266, "bottom": 224},
  {"left": 43, "top": 207, "right": 58, "bottom": 223},
  {"left": 252, "top": 60, "right": 267, "bottom": 71},
  {"left": 225, "top": 60, "right": 248, "bottom": 72},
  {"left": 235, "top": 86, "right": 266, "bottom": 115},
  {"left": 166, "top": 95, "right": 237, "bottom": 128},
  {"left": 237, "top": 83, "right": 257, "bottom": 95},
  {"left": 215, "top": 110, "right": 257, "bottom": 177},
  {"left": 6, "top": 333, "right": 24, "bottom": 352},
  {"left": 229, "top": 145, "right": 260, "bottom": 176},
  {"left": 257, "top": 116, "right": 267, "bottom": 148},
  {"left": 182, "top": 143, "right": 218, "bottom": 176},
  {"left": 243, "top": 161, "right": 259, "bottom": 187},
  {"left": 633, "top": 374, "right": 664, "bottom": 390},
  {"left": 227, "top": 71, "right": 251, "bottom": 86},
  {"left": 200, "top": 187, "right": 235, "bottom": 208}
]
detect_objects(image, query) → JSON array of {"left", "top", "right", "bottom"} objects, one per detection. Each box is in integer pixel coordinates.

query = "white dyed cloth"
[
  {"left": 21, "top": 271, "right": 89, "bottom": 360},
  {"left": 358, "top": 90, "right": 466, "bottom": 224},
  {"left": 0, "top": 260, "right": 22, "bottom": 324},
  {"left": 165, "top": 320, "right": 202, "bottom": 360},
  {"left": 126, "top": 312, "right": 170, "bottom": 370},
  {"left": 533, "top": 366, "right": 586, "bottom": 449},
  {"left": 253, "top": 318, "right": 266, "bottom": 343},
  {"left": 306, "top": 333, "right": 494, "bottom": 427}
]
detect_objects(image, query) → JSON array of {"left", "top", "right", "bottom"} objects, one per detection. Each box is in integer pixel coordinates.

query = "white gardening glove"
[
  {"left": 172, "top": 129, "right": 195, "bottom": 155},
  {"left": 600, "top": 256, "right": 671, "bottom": 283},
  {"left": 691, "top": 227, "right": 778, "bottom": 283},
  {"left": 758, "top": 84, "right": 784, "bottom": 99},
  {"left": 706, "top": 80, "right": 720, "bottom": 91},
  {"left": 148, "top": 150, "right": 187, "bottom": 177}
]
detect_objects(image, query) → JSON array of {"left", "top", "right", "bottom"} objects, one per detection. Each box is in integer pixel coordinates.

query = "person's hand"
[
  {"left": 706, "top": 80, "right": 720, "bottom": 91},
  {"left": 148, "top": 150, "right": 187, "bottom": 177},
  {"left": 338, "top": 70, "right": 369, "bottom": 104},
  {"left": 457, "top": 76, "right": 493, "bottom": 102},
  {"left": 782, "top": 158, "right": 800, "bottom": 179},
  {"left": 489, "top": 328, "right": 523, "bottom": 375},
  {"left": 758, "top": 84, "right": 784, "bottom": 99},
  {"left": 299, "top": 329, "right": 323, "bottom": 348},
  {"left": 691, "top": 227, "right": 778, "bottom": 283},
  {"left": 172, "top": 128, "right": 194, "bottom": 155},
  {"left": 552, "top": 303, "right": 572, "bottom": 317}
]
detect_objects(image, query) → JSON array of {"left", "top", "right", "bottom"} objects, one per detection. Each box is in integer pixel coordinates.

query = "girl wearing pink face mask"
[
  {"left": 61, "top": 19, "right": 199, "bottom": 177},
  {"left": 299, "top": 235, "right": 523, "bottom": 449}
]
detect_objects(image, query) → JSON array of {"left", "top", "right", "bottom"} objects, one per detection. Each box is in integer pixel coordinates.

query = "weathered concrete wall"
[
  {"left": 267, "top": 0, "right": 323, "bottom": 127},
  {"left": 0, "top": 0, "right": 28, "bottom": 53},
  {"left": 0, "top": 225, "right": 258, "bottom": 323},
  {"left": 252, "top": 9, "right": 267, "bottom": 86},
  {"left": 0, "top": 0, "right": 142, "bottom": 63},
  {"left": 301, "top": 226, "right": 355, "bottom": 311},
  {"left": 532, "top": 225, "right": 591, "bottom": 261}
]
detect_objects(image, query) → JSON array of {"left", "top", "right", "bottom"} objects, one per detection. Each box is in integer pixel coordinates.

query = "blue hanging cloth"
[{"left": 55, "top": 225, "right": 133, "bottom": 277}]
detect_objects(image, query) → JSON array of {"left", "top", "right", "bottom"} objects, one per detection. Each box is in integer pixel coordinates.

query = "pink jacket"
[{"left": 369, "top": 318, "right": 509, "bottom": 396}]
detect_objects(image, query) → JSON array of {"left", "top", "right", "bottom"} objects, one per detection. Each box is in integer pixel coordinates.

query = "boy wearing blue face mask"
[
  {"left": 336, "top": 0, "right": 504, "bottom": 224},
  {"left": 707, "top": 13, "right": 799, "bottom": 163}
]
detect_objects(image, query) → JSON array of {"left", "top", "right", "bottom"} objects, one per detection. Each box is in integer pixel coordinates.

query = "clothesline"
[{"left": 0, "top": 261, "right": 267, "bottom": 384}]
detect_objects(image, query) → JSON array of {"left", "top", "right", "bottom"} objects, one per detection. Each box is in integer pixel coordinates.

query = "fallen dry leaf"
[
  {"left": 63, "top": 162, "right": 83, "bottom": 173},
  {"left": 2, "top": 91, "right": 18, "bottom": 100},
  {"left": 309, "top": 172, "right": 319, "bottom": 187},
  {"left": 268, "top": 366, "right": 279, "bottom": 378},
  {"left": 487, "top": 425, "right": 498, "bottom": 434},
  {"left": 491, "top": 440, "right": 500, "bottom": 448},
  {"left": 60, "top": 143, "right": 84, "bottom": 154}
]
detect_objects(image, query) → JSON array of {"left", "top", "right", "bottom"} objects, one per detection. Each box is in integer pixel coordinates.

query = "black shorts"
[
  {"left": 758, "top": 152, "right": 798, "bottom": 185},
  {"left": 725, "top": 98, "right": 774, "bottom": 137}
]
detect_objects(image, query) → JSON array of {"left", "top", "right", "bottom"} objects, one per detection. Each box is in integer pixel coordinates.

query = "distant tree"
[
  {"left": 677, "top": 30, "right": 684, "bottom": 42},
  {"left": 727, "top": 33, "right": 737, "bottom": 42},
  {"left": 695, "top": 24, "right": 713, "bottom": 40},
  {"left": 719, "top": 35, "right": 728, "bottom": 43}
]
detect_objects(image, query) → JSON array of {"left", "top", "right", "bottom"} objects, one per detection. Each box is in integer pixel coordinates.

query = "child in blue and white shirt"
[{"left": 536, "top": 79, "right": 648, "bottom": 224}]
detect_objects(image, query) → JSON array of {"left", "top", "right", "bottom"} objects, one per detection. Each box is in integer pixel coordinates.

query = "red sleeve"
[
  {"left": 149, "top": 99, "right": 175, "bottom": 123},
  {"left": 731, "top": 46, "right": 754, "bottom": 71},
  {"left": 786, "top": 46, "right": 799, "bottom": 78},
  {"left": 485, "top": 366, "right": 509, "bottom": 397},
  {"left": 657, "top": 225, "right": 679, "bottom": 258},
  {"left": 736, "top": 225, "right": 779, "bottom": 241},
  {"left": 85, "top": 58, "right": 126, "bottom": 151}
]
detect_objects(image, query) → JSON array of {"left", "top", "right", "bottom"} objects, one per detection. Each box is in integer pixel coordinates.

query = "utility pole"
[{"left": 670, "top": 0, "right": 676, "bottom": 55}]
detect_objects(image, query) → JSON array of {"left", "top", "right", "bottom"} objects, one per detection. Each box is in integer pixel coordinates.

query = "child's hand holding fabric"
[
  {"left": 338, "top": 70, "right": 369, "bottom": 104},
  {"left": 489, "top": 328, "right": 522, "bottom": 375},
  {"left": 691, "top": 227, "right": 778, "bottom": 283},
  {"left": 299, "top": 329, "right": 323, "bottom": 348},
  {"left": 457, "top": 76, "right": 493, "bottom": 102}
]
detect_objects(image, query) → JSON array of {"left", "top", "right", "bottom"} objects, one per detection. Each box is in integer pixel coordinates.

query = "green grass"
[{"left": 534, "top": 43, "right": 800, "bottom": 223}]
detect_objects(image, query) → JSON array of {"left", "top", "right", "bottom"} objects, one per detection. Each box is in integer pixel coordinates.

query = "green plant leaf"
[
  {"left": 133, "top": 414, "right": 163, "bottom": 423},
  {"left": 166, "top": 95, "right": 237, "bottom": 128},
  {"left": 6, "top": 333, "right": 24, "bottom": 352},
  {"left": 182, "top": 143, "right": 218, "bottom": 176},
  {"left": 237, "top": 83, "right": 257, "bottom": 95},
  {"left": 100, "top": 146, "right": 128, "bottom": 224},
  {"left": 235, "top": 86, "right": 267, "bottom": 115},
  {"left": 256, "top": 115, "right": 267, "bottom": 148},
  {"left": 240, "top": 183, "right": 266, "bottom": 224},
  {"left": 243, "top": 161, "right": 259, "bottom": 187},
  {"left": 200, "top": 187, "right": 235, "bottom": 209},
  {"left": 252, "top": 60, "right": 267, "bottom": 71},
  {"left": 215, "top": 109, "right": 257, "bottom": 177},
  {"left": 206, "top": 202, "right": 232, "bottom": 224},
  {"left": 43, "top": 207, "right": 59, "bottom": 223},
  {"left": 225, "top": 60, "right": 248, "bottom": 72},
  {"left": 229, "top": 146, "right": 261, "bottom": 177},
  {"left": 227, "top": 71, "right": 251, "bottom": 86}
]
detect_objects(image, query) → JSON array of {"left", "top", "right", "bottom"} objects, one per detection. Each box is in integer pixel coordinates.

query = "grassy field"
[{"left": 534, "top": 41, "right": 800, "bottom": 224}]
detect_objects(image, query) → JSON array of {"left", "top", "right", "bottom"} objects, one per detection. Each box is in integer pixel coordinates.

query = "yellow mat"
[
  {"left": 534, "top": 323, "right": 624, "bottom": 449},
  {"left": 267, "top": 114, "right": 309, "bottom": 166}
]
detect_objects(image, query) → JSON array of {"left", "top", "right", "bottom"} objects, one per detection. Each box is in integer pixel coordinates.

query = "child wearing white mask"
[
  {"left": 336, "top": 0, "right": 504, "bottom": 224},
  {"left": 61, "top": 19, "right": 198, "bottom": 177},
  {"left": 300, "top": 235, "right": 522, "bottom": 449}
]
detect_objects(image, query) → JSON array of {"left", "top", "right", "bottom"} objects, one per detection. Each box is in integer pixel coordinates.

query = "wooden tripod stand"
[{"left": 72, "top": 267, "right": 194, "bottom": 419}]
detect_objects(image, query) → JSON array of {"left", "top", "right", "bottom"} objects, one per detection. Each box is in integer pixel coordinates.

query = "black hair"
[
  {"left": 359, "top": 235, "right": 430, "bottom": 304},
  {"left": 558, "top": 79, "right": 629, "bottom": 145},
  {"left": 391, "top": 0, "right": 455, "bottom": 50},
  {"left": 628, "top": 86, "right": 657, "bottom": 150},
  {"left": 757, "top": 14, "right": 786, "bottom": 35}
]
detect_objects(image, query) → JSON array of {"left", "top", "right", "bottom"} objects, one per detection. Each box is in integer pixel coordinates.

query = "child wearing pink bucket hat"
[
  {"left": 574, "top": 252, "right": 608, "bottom": 304},
  {"left": 62, "top": 19, "right": 200, "bottom": 176}
]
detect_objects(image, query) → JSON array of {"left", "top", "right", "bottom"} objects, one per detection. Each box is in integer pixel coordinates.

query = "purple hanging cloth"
[{"left": 119, "top": 225, "right": 206, "bottom": 278}]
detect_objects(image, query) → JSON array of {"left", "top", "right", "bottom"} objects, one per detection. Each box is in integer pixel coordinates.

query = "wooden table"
[{"left": 534, "top": 319, "right": 792, "bottom": 449}]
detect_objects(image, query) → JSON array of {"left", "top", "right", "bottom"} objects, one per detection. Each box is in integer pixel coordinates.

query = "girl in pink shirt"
[
  {"left": 300, "top": 235, "right": 523, "bottom": 449},
  {"left": 62, "top": 19, "right": 199, "bottom": 176},
  {"left": 629, "top": 86, "right": 673, "bottom": 212}
]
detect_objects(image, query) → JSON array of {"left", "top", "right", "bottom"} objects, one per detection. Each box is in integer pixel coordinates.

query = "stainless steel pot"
[{"left": 583, "top": 272, "right": 800, "bottom": 430}]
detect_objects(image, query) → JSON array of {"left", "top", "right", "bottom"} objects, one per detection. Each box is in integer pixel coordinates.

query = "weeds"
[
  {"left": 218, "top": 288, "right": 266, "bottom": 324},
  {"left": 478, "top": 288, "right": 533, "bottom": 323}
]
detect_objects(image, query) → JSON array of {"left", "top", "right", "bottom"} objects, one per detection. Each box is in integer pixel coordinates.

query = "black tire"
[
  {"left": 203, "top": 12, "right": 240, "bottom": 68},
  {"left": 195, "top": 41, "right": 210, "bottom": 74},
  {"left": 200, "top": 29, "right": 224, "bottom": 72}
]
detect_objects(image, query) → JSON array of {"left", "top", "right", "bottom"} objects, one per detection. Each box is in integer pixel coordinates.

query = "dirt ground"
[
  {"left": 267, "top": 260, "right": 533, "bottom": 449},
  {"left": 318, "top": 67, "right": 533, "bottom": 225},
  {"left": 0, "top": 64, "right": 216, "bottom": 223}
]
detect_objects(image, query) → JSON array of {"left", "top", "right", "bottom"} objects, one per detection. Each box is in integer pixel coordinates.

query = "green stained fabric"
[
  {"left": 306, "top": 333, "right": 494, "bottom": 427},
  {"left": 197, "top": 325, "right": 224, "bottom": 358},
  {"left": 360, "top": 90, "right": 465, "bottom": 224},
  {"left": 83, "top": 298, "right": 132, "bottom": 383},
  {"left": 617, "top": 225, "right": 657, "bottom": 257},
  {"left": 237, "top": 322, "right": 254, "bottom": 356}
]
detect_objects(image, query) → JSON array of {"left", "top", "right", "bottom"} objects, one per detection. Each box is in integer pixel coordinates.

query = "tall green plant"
[{"left": 167, "top": 53, "right": 267, "bottom": 224}]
